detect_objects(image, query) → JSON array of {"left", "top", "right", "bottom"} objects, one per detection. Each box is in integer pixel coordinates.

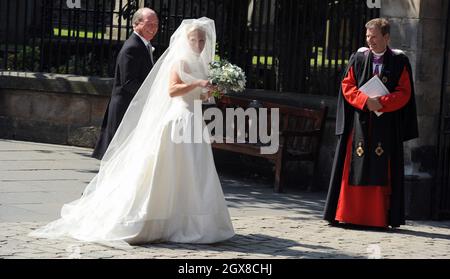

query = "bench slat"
[{"left": 210, "top": 95, "right": 328, "bottom": 193}]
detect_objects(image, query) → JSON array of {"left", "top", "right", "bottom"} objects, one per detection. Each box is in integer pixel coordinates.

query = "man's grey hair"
[{"left": 132, "top": 8, "right": 156, "bottom": 27}]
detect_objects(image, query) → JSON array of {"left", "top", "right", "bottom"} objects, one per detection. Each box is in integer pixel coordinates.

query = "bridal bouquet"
[{"left": 208, "top": 60, "right": 246, "bottom": 98}]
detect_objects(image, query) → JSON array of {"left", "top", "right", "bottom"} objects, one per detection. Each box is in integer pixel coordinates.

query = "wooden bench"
[{"left": 210, "top": 95, "right": 328, "bottom": 193}]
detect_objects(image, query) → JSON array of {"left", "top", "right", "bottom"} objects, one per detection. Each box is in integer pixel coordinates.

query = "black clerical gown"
[{"left": 323, "top": 47, "right": 418, "bottom": 228}]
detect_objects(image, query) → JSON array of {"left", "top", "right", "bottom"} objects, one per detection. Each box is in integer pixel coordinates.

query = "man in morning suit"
[{"left": 92, "top": 7, "right": 159, "bottom": 160}]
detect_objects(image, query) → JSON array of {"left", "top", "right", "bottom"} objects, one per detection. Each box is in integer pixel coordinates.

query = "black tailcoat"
[{"left": 92, "top": 33, "right": 153, "bottom": 160}]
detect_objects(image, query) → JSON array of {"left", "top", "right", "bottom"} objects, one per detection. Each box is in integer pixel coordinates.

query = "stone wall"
[
  {"left": 381, "top": 0, "right": 447, "bottom": 173},
  {"left": 0, "top": 71, "right": 111, "bottom": 147},
  {"left": 381, "top": 0, "right": 449, "bottom": 218},
  {"left": 0, "top": 73, "right": 338, "bottom": 191}
]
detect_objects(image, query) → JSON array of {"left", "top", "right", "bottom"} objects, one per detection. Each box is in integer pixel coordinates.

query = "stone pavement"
[{"left": 1, "top": 139, "right": 450, "bottom": 259}]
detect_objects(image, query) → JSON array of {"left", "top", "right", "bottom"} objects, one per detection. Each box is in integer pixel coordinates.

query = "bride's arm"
[{"left": 168, "top": 68, "right": 209, "bottom": 98}]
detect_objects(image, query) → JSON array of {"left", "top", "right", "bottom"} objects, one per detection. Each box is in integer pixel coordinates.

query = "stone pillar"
[{"left": 381, "top": 0, "right": 448, "bottom": 218}]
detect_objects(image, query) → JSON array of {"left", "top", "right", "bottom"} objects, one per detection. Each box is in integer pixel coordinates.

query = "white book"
[{"left": 359, "top": 75, "right": 390, "bottom": 116}]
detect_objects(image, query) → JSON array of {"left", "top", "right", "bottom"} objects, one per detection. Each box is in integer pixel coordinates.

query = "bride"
[{"left": 29, "top": 17, "right": 235, "bottom": 245}]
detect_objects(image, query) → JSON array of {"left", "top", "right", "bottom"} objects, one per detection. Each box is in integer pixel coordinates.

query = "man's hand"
[{"left": 366, "top": 97, "right": 383, "bottom": 112}]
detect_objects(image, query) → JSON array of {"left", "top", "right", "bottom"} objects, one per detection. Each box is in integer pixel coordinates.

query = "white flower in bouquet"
[{"left": 208, "top": 60, "right": 246, "bottom": 98}]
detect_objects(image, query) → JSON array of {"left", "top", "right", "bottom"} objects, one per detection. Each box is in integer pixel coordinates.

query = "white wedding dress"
[{"left": 30, "top": 17, "right": 235, "bottom": 245}]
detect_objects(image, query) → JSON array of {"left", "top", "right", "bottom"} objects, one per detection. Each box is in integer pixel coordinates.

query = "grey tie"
[{"left": 146, "top": 43, "right": 154, "bottom": 65}]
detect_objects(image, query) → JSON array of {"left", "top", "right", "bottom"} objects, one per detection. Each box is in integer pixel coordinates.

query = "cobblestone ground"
[
  {"left": 1, "top": 217, "right": 450, "bottom": 259},
  {"left": 1, "top": 140, "right": 450, "bottom": 259}
]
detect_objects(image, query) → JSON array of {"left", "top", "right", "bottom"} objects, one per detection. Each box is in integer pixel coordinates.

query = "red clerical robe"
[{"left": 335, "top": 66, "right": 412, "bottom": 227}]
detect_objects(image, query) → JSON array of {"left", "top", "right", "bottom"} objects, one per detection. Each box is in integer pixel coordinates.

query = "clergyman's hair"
[{"left": 365, "top": 18, "right": 390, "bottom": 36}]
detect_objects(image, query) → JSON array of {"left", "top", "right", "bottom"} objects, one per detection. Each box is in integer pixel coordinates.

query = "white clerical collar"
[
  {"left": 133, "top": 31, "right": 151, "bottom": 47},
  {"left": 372, "top": 49, "right": 387, "bottom": 57}
]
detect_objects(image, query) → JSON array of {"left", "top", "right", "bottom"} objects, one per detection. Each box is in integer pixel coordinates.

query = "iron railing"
[{"left": 0, "top": 0, "right": 379, "bottom": 95}]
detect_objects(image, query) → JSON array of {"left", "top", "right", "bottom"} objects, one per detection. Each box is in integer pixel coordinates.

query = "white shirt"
[{"left": 133, "top": 31, "right": 154, "bottom": 64}]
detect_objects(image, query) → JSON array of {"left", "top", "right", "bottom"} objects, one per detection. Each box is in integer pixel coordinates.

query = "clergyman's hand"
[{"left": 366, "top": 97, "right": 383, "bottom": 112}]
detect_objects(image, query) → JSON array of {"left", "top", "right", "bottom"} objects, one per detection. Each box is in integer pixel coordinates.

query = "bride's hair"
[{"left": 186, "top": 24, "right": 206, "bottom": 36}]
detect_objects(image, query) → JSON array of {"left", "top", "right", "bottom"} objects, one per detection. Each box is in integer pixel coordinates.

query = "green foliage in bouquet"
[{"left": 208, "top": 60, "right": 246, "bottom": 98}]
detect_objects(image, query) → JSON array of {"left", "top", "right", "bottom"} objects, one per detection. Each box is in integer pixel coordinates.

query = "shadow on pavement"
[
  {"left": 142, "top": 233, "right": 359, "bottom": 259},
  {"left": 392, "top": 228, "right": 450, "bottom": 241},
  {"left": 220, "top": 174, "right": 327, "bottom": 219}
]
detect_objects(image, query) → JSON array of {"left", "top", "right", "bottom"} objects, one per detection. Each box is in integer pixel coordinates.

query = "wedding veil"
[
  {"left": 87, "top": 17, "right": 216, "bottom": 194},
  {"left": 30, "top": 17, "right": 217, "bottom": 242}
]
